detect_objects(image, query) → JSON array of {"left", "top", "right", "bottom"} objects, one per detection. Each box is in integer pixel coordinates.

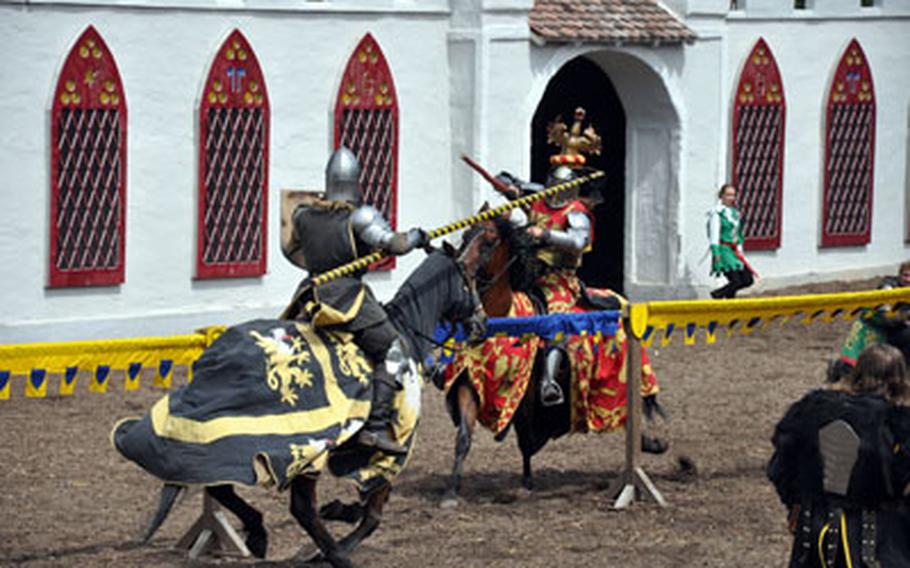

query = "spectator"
[
  {"left": 829, "top": 261, "right": 910, "bottom": 382},
  {"left": 768, "top": 344, "right": 910, "bottom": 567},
  {"left": 707, "top": 183, "right": 757, "bottom": 299}
]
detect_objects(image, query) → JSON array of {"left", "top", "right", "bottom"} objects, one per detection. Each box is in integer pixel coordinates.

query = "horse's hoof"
[
  {"left": 301, "top": 548, "right": 325, "bottom": 564},
  {"left": 244, "top": 527, "right": 268, "bottom": 559},
  {"left": 440, "top": 496, "right": 459, "bottom": 509},
  {"left": 521, "top": 478, "right": 534, "bottom": 492},
  {"left": 641, "top": 435, "right": 669, "bottom": 455},
  {"left": 319, "top": 499, "right": 363, "bottom": 524},
  {"left": 327, "top": 552, "right": 358, "bottom": 568}
]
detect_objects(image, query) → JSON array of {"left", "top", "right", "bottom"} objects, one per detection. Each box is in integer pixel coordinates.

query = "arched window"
[
  {"left": 49, "top": 26, "right": 127, "bottom": 287},
  {"left": 822, "top": 39, "right": 875, "bottom": 247},
  {"left": 196, "top": 29, "right": 270, "bottom": 278},
  {"left": 731, "top": 38, "right": 786, "bottom": 251},
  {"left": 333, "top": 33, "right": 399, "bottom": 271}
]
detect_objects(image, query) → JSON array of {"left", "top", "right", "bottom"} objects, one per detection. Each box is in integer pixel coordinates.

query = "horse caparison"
[
  {"left": 140, "top": 230, "right": 496, "bottom": 568},
  {"left": 441, "top": 217, "right": 666, "bottom": 503}
]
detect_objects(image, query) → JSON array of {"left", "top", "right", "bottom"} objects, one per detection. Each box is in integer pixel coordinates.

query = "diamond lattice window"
[
  {"left": 334, "top": 33, "right": 399, "bottom": 271},
  {"left": 197, "top": 29, "right": 270, "bottom": 278},
  {"left": 732, "top": 38, "right": 786, "bottom": 251},
  {"left": 49, "top": 26, "right": 127, "bottom": 287},
  {"left": 822, "top": 39, "right": 876, "bottom": 247}
]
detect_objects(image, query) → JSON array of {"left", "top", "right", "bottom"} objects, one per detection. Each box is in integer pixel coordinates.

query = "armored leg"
[
  {"left": 539, "top": 345, "right": 565, "bottom": 407},
  {"left": 357, "top": 338, "right": 408, "bottom": 455}
]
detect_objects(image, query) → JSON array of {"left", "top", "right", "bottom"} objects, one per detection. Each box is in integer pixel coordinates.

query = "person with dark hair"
[
  {"left": 829, "top": 261, "right": 910, "bottom": 382},
  {"left": 768, "top": 343, "right": 910, "bottom": 567},
  {"left": 707, "top": 183, "right": 757, "bottom": 299}
]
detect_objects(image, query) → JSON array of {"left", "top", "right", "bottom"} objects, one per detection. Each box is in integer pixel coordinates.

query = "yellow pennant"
[
  {"left": 25, "top": 369, "right": 48, "bottom": 398},
  {"left": 59, "top": 367, "right": 78, "bottom": 396}
]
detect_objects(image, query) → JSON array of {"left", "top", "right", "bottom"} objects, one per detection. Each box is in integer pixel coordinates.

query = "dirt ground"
[{"left": 0, "top": 278, "right": 883, "bottom": 568}]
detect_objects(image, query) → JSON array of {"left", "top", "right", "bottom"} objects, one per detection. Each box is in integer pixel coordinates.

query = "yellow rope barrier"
[
  {"left": 636, "top": 288, "right": 910, "bottom": 346},
  {"left": 309, "top": 171, "right": 605, "bottom": 286},
  {"left": 0, "top": 276, "right": 906, "bottom": 400},
  {"left": 0, "top": 326, "right": 225, "bottom": 400}
]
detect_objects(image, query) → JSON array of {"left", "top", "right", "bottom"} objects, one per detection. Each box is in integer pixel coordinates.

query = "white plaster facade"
[{"left": 0, "top": 0, "right": 908, "bottom": 342}]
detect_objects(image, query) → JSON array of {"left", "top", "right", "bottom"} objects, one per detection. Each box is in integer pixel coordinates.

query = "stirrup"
[
  {"left": 540, "top": 381, "right": 564, "bottom": 407},
  {"left": 356, "top": 428, "right": 408, "bottom": 456}
]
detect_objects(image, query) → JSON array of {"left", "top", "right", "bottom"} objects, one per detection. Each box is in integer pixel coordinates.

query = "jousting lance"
[{"left": 309, "top": 164, "right": 604, "bottom": 287}]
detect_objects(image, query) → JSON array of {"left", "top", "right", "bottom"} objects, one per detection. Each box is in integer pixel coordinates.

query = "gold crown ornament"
[{"left": 546, "top": 107, "right": 602, "bottom": 166}]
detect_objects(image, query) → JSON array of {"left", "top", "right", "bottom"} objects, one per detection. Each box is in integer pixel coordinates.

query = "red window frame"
[
  {"left": 196, "top": 29, "right": 270, "bottom": 279},
  {"left": 49, "top": 26, "right": 127, "bottom": 287},
  {"left": 732, "top": 38, "right": 786, "bottom": 251},
  {"left": 333, "top": 33, "right": 399, "bottom": 271},
  {"left": 821, "top": 39, "right": 876, "bottom": 248}
]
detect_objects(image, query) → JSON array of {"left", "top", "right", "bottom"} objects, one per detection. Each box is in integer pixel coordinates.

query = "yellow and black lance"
[{"left": 309, "top": 170, "right": 605, "bottom": 287}]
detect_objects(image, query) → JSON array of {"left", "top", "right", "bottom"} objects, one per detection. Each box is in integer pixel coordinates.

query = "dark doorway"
[{"left": 531, "top": 56, "right": 626, "bottom": 293}]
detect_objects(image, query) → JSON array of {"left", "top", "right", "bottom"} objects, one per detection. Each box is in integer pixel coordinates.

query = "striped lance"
[{"left": 309, "top": 170, "right": 605, "bottom": 287}]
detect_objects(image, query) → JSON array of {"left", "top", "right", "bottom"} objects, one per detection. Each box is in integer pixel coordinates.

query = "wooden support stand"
[
  {"left": 176, "top": 491, "right": 251, "bottom": 559},
  {"left": 607, "top": 307, "right": 666, "bottom": 510}
]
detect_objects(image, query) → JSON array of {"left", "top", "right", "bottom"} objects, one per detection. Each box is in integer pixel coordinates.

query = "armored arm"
[
  {"left": 351, "top": 205, "right": 426, "bottom": 256},
  {"left": 539, "top": 211, "right": 591, "bottom": 253}
]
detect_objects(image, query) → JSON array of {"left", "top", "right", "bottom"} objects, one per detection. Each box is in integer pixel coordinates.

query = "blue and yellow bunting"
[
  {"left": 60, "top": 366, "right": 78, "bottom": 396},
  {"left": 155, "top": 360, "right": 173, "bottom": 389},
  {"left": 638, "top": 288, "right": 910, "bottom": 347},
  {"left": 0, "top": 371, "right": 10, "bottom": 400},
  {"left": 126, "top": 362, "right": 142, "bottom": 391},
  {"left": 89, "top": 365, "right": 110, "bottom": 394},
  {"left": 25, "top": 369, "right": 47, "bottom": 398}
]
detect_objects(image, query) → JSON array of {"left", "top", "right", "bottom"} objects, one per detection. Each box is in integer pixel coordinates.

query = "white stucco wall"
[
  {"left": 0, "top": 1, "right": 455, "bottom": 342},
  {"left": 679, "top": 3, "right": 910, "bottom": 295},
  {"left": 2, "top": 0, "right": 910, "bottom": 343}
]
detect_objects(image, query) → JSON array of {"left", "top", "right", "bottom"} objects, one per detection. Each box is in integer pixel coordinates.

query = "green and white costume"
[{"left": 707, "top": 202, "right": 746, "bottom": 276}]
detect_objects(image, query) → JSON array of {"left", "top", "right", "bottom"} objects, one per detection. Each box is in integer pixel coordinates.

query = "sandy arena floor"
[{"left": 0, "top": 279, "right": 879, "bottom": 567}]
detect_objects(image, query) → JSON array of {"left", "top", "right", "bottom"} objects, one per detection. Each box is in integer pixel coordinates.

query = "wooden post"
[
  {"left": 607, "top": 304, "right": 666, "bottom": 509},
  {"left": 176, "top": 491, "right": 251, "bottom": 559}
]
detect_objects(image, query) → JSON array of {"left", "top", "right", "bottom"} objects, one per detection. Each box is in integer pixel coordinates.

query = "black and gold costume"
[{"left": 768, "top": 389, "right": 910, "bottom": 567}]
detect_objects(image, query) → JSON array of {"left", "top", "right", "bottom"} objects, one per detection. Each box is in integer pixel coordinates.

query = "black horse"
[{"left": 114, "top": 233, "right": 495, "bottom": 568}]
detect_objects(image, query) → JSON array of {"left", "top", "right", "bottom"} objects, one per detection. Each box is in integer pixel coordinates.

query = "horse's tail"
[{"left": 141, "top": 483, "right": 184, "bottom": 543}]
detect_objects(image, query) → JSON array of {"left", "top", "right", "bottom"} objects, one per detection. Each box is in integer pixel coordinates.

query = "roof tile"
[{"left": 529, "top": 0, "right": 696, "bottom": 44}]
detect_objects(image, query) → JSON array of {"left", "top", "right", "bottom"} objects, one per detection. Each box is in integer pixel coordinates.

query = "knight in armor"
[
  {"left": 281, "top": 147, "right": 427, "bottom": 455},
  {"left": 767, "top": 343, "right": 910, "bottom": 567},
  {"left": 491, "top": 108, "right": 615, "bottom": 406}
]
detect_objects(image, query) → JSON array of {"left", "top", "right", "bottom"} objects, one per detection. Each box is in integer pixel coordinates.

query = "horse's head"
[
  {"left": 457, "top": 214, "right": 541, "bottom": 318},
  {"left": 443, "top": 220, "right": 502, "bottom": 342}
]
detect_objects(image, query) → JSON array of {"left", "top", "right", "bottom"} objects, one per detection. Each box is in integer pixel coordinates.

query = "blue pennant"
[
  {"left": 30, "top": 369, "right": 47, "bottom": 390},
  {"left": 128, "top": 362, "right": 142, "bottom": 380},
  {"left": 0, "top": 370, "right": 11, "bottom": 391},
  {"left": 95, "top": 365, "right": 110, "bottom": 385},
  {"left": 707, "top": 321, "right": 718, "bottom": 335},
  {"left": 642, "top": 326, "right": 655, "bottom": 342},
  {"left": 747, "top": 317, "right": 761, "bottom": 329},
  {"left": 159, "top": 359, "right": 173, "bottom": 378},
  {"left": 64, "top": 367, "right": 78, "bottom": 385}
]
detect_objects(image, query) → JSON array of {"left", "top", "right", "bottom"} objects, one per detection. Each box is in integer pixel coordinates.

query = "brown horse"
[{"left": 438, "top": 218, "right": 667, "bottom": 505}]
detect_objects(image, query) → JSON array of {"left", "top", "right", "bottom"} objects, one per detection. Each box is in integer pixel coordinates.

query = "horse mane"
[
  {"left": 460, "top": 216, "right": 543, "bottom": 294},
  {"left": 493, "top": 217, "right": 544, "bottom": 293}
]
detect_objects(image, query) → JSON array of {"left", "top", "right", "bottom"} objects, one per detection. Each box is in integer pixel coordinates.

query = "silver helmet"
[
  {"left": 545, "top": 165, "right": 579, "bottom": 209},
  {"left": 325, "top": 146, "right": 362, "bottom": 204}
]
